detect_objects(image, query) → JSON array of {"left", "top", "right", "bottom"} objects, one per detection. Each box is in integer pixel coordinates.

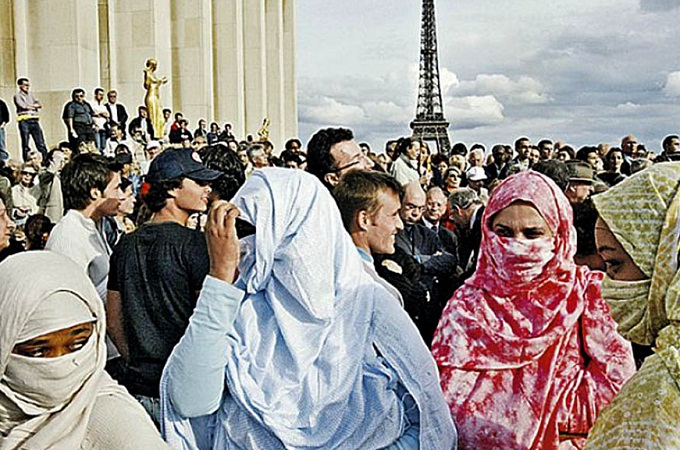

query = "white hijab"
[
  {"left": 0, "top": 251, "right": 124, "bottom": 449},
  {"left": 221, "top": 168, "right": 455, "bottom": 449}
]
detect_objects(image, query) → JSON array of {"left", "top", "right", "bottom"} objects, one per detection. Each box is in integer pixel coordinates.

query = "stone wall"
[{"left": 0, "top": 0, "right": 297, "bottom": 160}]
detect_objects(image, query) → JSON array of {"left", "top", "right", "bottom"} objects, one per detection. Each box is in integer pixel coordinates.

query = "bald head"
[
  {"left": 401, "top": 181, "right": 426, "bottom": 225},
  {"left": 424, "top": 187, "right": 447, "bottom": 224}
]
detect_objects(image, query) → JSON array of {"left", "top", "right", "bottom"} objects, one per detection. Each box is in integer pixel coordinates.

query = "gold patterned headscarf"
[{"left": 593, "top": 162, "right": 680, "bottom": 344}]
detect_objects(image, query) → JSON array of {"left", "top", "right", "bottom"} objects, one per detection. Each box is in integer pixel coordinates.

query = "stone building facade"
[{"left": 0, "top": 0, "right": 297, "bottom": 159}]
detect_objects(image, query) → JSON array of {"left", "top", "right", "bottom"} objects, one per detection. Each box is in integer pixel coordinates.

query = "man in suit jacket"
[
  {"left": 422, "top": 186, "right": 459, "bottom": 257},
  {"left": 484, "top": 143, "right": 511, "bottom": 182},
  {"left": 448, "top": 187, "right": 485, "bottom": 279},
  {"left": 396, "top": 183, "right": 459, "bottom": 327},
  {"left": 105, "top": 90, "right": 129, "bottom": 136}
]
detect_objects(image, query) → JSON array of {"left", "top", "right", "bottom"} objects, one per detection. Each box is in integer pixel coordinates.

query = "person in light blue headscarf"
[{"left": 160, "top": 168, "right": 456, "bottom": 449}]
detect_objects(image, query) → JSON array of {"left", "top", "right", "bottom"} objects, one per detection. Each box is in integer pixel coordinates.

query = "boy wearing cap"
[{"left": 106, "top": 148, "right": 221, "bottom": 425}]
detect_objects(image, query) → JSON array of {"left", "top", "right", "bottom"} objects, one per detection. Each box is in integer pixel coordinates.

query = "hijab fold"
[{"left": 593, "top": 163, "right": 680, "bottom": 344}]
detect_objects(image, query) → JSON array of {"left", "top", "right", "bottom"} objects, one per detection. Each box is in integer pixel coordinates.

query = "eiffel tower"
[{"left": 410, "top": 0, "right": 451, "bottom": 155}]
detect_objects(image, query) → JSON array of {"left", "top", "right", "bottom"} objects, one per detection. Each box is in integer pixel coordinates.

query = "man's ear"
[
  {"left": 324, "top": 172, "right": 339, "bottom": 187},
  {"left": 166, "top": 187, "right": 179, "bottom": 200},
  {"left": 356, "top": 210, "right": 370, "bottom": 232},
  {"left": 90, "top": 187, "right": 101, "bottom": 201}
]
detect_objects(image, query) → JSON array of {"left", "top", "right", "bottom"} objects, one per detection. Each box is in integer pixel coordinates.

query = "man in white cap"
[
  {"left": 140, "top": 140, "right": 162, "bottom": 175},
  {"left": 465, "top": 166, "right": 489, "bottom": 204}
]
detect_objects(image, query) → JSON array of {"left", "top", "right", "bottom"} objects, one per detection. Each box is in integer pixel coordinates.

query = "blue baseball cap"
[{"left": 146, "top": 148, "right": 222, "bottom": 183}]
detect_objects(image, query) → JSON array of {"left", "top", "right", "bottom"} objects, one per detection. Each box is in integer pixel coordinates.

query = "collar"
[
  {"left": 68, "top": 209, "right": 96, "bottom": 230},
  {"left": 422, "top": 217, "right": 437, "bottom": 230}
]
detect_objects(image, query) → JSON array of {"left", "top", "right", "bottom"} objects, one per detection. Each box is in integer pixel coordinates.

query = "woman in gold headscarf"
[{"left": 586, "top": 162, "right": 680, "bottom": 448}]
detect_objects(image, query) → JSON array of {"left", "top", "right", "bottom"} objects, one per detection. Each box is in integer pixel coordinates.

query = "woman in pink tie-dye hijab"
[{"left": 432, "top": 170, "right": 635, "bottom": 449}]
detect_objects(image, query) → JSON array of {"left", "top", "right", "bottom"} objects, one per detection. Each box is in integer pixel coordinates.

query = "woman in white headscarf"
[
  {"left": 0, "top": 251, "right": 169, "bottom": 449},
  {"left": 161, "top": 168, "right": 456, "bottom": 449}
]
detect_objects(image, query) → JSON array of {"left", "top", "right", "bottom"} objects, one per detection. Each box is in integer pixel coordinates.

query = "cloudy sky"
[{"left": 296, "top": 0, "right": 680, "bottom": 153}]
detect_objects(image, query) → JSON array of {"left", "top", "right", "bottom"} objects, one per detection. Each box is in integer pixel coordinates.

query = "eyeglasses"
[
  {"left": 329, "top": 158, "right": 362, "bottom": 174},
  {"left": 21, "top": 171, "right": 36, "bottom": 176}
]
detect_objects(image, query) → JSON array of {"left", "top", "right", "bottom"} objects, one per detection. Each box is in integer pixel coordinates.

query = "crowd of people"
[{"left": 0, "top": 77, "right": 679, "bottom": 449}]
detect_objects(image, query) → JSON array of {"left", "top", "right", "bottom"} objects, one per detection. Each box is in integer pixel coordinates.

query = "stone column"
[
  {"left": 0, "top": 0, "right": 18, "bottom": 158},
  {"left": 108, "top": 0, "right": 173, "bottom": 123},
  {"left": 8, "top": 0, "right": 101, "bottom": 150},
  {"left": 170, "top": 0, "right": 213, "bottom": 126},
  {"left": 265, "top": 0, "right": 285, "bottom": 149},
  {"left": 282, "top": 0, "right": 298, "bottom": 142},
  {"left": 242, "top": 0, "right": 267, "bottom": 140},
  {"left": 211, "top": 0, "right": 245, "bottom": 137}
]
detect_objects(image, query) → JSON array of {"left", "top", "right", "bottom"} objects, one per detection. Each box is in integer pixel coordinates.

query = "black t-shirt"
[{"left": 108, "top": 222, "right": 209, "bottom": 397}]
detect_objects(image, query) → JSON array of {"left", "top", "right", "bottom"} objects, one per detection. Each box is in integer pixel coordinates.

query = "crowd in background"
[{"left": 1, "top": 76, "right": 680, "bottom": 449}]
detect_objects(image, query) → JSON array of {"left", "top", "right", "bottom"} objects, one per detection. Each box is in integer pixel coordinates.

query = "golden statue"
[
  {"left": 257, "top": 117, "right": 270, "bottom": 142},
  {"left": 143, "top": 58, "right": 168, "bottom": 139}
]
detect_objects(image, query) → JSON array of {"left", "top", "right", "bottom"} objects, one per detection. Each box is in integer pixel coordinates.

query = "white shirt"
[
  {"left": 46, "top": 210, "right": 119, "bottom": 359},
  {"left": 90, "top": 101, "right": 108, "bottom": 131},
  {"left": 106, "top": 101, "right": 119, "bottom": 124}
]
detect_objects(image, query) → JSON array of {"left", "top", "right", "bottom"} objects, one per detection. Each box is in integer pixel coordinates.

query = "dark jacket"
[
  {"left": 395, "top": 222, "right": 459, "bottom": 314},
  {"left": 0, "top": 99, "right": 9, "bottom": 126},
  {"left": 484, "top": 162, "right": 509, "bottom": 182},
  {"left": 373, "top": 247, "right": 439, "bottom": 347},
  {"left": 106, "top": 103, "right": 129, "bottom": 133},
  {"left": 169, "top": 127, "right": 193, "bottom": 144},
  {"left": 128, "top": 116, "right": 155, "bottom": 140},
  {"left": 457, "top": 205, "right": 485, "bottom": 279},
  {"left": 395, "top": 223, "right": 459, "bottom": 278}
]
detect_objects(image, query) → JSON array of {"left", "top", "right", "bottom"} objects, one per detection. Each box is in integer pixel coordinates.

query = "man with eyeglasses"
[
  {"left": 63, "top": 87, "right": 96, "bottom": 153},
  {"left": 395, "top": 181, "right": 459, "bottom": 339},
  {"left": 306, "top": 127, "right": 374, "bottom": 189},
  {"left": 13, "top": 77, "right": 48, "bottom": 161},
  {"left": 105, "top": 90, "right": 129, "bottom": 136}
]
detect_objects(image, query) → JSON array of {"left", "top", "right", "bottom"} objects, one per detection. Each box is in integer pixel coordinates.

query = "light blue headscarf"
[{"left": 162, "top": 168, "right": 455, "bottom": 449}]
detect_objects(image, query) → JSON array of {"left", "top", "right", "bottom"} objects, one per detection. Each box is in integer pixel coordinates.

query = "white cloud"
[
  {"left": 663, "top": 71, "right": 680, "bottom": 97},
  {"left": 363, "top": 101, "right": 411, "bottom": 125},
  {"left": 297, "top": 0, "right": 680, "bottom": 151},
  {"left": 299, "top": 96, "right": 365, "bottom": 125},
  {"left": 616, "top": 102, "right": 641, "bottom": 111},
  {"left": 450, "top": 74, "right": 550, "bottom": 105},
  {"left": 440, "top": 67, "right": 460, "bottom": 93},
  {"left": 444, "top": 95, "right": 505, "bottom": 129}
]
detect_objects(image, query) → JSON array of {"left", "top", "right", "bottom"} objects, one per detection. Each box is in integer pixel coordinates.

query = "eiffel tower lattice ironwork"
[{"left": 410, "top": 0, "right": 451, "bottom": 155}]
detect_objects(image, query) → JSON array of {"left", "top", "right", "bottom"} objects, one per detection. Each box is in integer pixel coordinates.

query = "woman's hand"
[{"left": 206, "top": 201, "right": 241, "bottom": 283}]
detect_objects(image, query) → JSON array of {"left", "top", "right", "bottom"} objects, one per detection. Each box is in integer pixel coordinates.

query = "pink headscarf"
[{"left": 432, "top": 170, "right": 635, "bottom": 449}]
